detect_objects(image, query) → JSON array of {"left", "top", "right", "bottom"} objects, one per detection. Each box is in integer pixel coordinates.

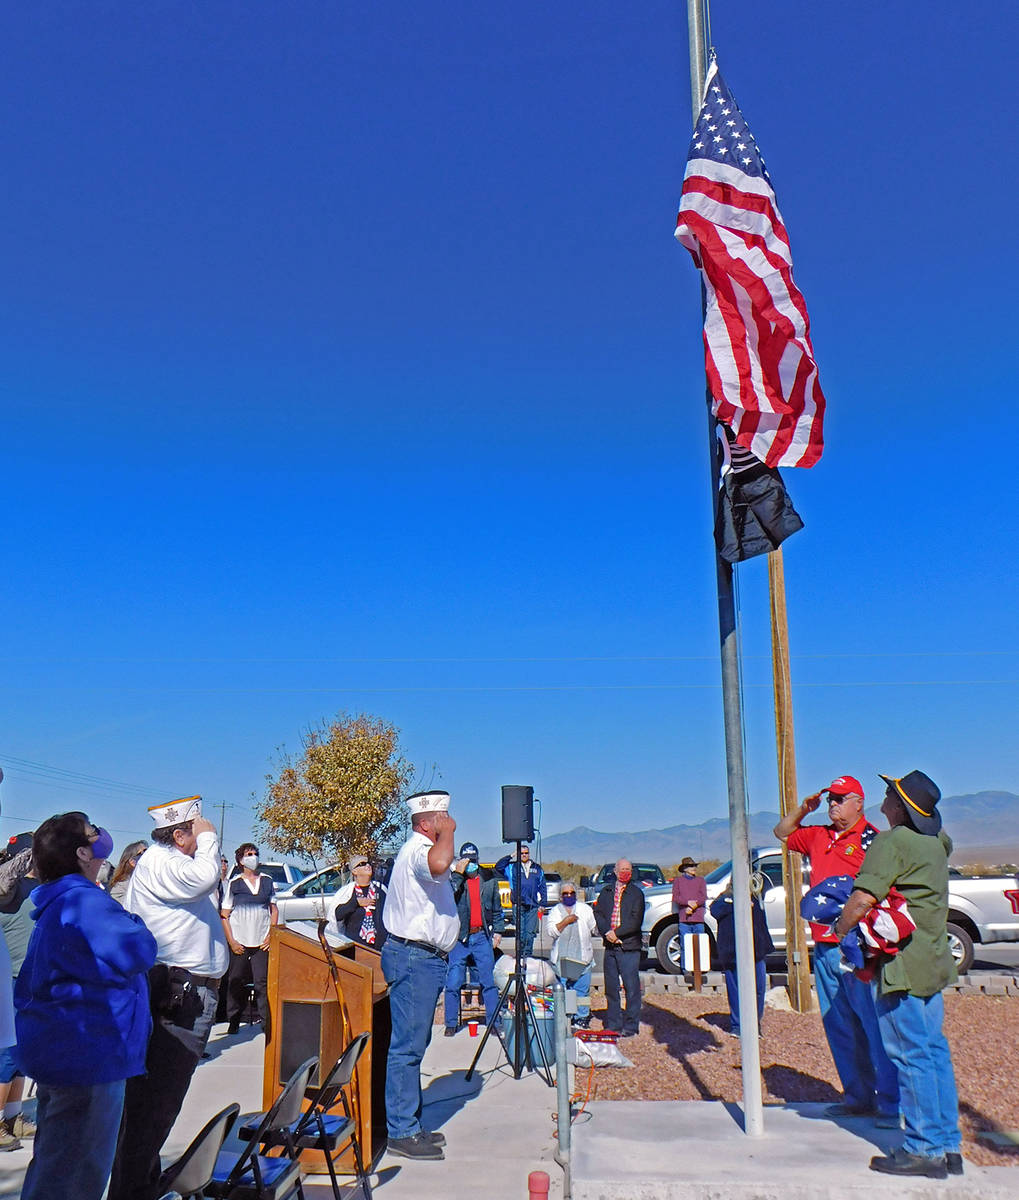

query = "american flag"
[{"left": 675, "top": 58, "right": 826, "bottom": 469}]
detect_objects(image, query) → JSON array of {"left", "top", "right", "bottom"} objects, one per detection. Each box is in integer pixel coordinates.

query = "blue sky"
[{"left": 3, "top": 2, "right": 1017, "bottom": 858}]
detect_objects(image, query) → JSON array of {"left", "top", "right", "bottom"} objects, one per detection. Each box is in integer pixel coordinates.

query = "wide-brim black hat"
[{"left": 879, "top": 770, "right": 942, "bottom": 836}]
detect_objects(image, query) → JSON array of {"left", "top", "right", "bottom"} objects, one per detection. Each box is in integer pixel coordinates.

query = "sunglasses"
[
  {"left": 351, "top": 861, "right": 371, "bottom": 870},
  {"left": 66, "top": 812, "right": 99, "bottom": 839}
]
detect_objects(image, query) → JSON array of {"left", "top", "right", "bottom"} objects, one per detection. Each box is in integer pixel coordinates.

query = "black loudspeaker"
[{"left": 501, "top": 785, "right": 534, "bottom": 843}]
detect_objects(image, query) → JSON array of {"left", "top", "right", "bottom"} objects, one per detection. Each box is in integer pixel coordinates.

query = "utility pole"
[
  {"left": 769, "top": 548, "right": 814, "bottom": 1011},
  {"left": 686, "top": 0, "right": 764, "bottom": 1138},
  {"left": 211, "top": 798, "right": 237, "bottom": 847}
]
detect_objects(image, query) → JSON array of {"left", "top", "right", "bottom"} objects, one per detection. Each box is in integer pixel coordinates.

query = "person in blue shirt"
[
  {"left": 443, "top": 842, "right": 505, "bottom": 1034},
  {"left": 495, "top": 844, "right": 547, "bottom": 959},
  {"left": 15, "top": 812, "right": 158, "bottom": 1200},
  {"left": 709, "top": 883, "right": 774, "bottom": 1038}
]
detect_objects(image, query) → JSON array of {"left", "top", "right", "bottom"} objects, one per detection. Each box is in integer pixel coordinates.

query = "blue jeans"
[
  {"left": 723, "top": 961, "right": 766, "bottom": 1035},
  {"left": 444, "top": 933, "right": 501, "bottom": 1027},
  {"left": 381, "top": 939, "right": 448, "bottom": 1140},
  {"left": 556, "top": 964, "right": 592, "bottom": 1018},
  {"left": 873, "top": 987, "right": 960, "bottom": 1159},
  {"left": 679, "top": 921, "right": 706, "bottom": 970},
  {"left": 109, "top": 976, "right": 221, "bottom": 1200},
  {"left": 23, "top": 1078, "right": 126, "bottom": 1200},
  {"left": 603, "top": 947, "right": 641, "bottom": 1034},
  {"left": 517, "top": 906, "right": 539, "bottom": 958},
  {"left": 814, "top": 942, "right": 899, "bottom": 1115}
]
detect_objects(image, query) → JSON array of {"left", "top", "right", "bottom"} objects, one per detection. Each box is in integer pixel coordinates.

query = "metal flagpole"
[{"left": 685, "top": 0, "right": 764, "bottom": 1136}]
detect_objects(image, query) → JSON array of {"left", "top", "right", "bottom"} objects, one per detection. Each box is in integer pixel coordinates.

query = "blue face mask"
[
  {"left": 92, "top": 827, "right": 114, "bottom": 861},
  {"left": 562, "top": 893, "right": 577, "bottom": 908},
  {"left": 465, "top": 861, "right": 479, "bottom": 876}
]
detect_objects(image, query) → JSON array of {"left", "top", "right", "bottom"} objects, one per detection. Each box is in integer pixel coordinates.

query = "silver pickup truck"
[{"left": 643, "top": 846, "right": 1019, "bottom": 975}]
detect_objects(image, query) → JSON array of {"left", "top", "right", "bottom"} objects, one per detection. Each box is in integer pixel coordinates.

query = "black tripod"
[{"left": 465, "top": 840, "right": 553, "bottom": 1085}]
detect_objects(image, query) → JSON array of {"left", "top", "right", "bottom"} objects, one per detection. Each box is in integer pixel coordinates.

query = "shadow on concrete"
[
  {"left": 420, "top": 1067, "right": 485, "bottom": 1128},
  {"left": 790, "top": 1100, "right": 900, "bottom": 1152},
  {"left": 203, "top": 1022, "right": 262, "bottom": 1062},
  {"left": 304, "top": 1165, "right": 402, "bottom": 1197}
]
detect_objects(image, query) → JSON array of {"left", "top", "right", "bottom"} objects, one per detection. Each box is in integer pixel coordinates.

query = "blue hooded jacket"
[{"left": 14, "top": 873, "right": 157, "bottom": 1086}]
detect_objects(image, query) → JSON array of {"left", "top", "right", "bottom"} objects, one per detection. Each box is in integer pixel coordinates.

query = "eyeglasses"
[
  {"left": 352, "top": 861, "right": 371, "bottom": 870},
  {"left": 66, "top": 812, "right": 98, "bottom": 839}
]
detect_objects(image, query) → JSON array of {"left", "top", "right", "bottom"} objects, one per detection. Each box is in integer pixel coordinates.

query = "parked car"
[
  {"left": 257, "top": 861, "right": 307, "bottom": 889},
  {"left": 580, "top": 862, "right": 666, "bottom": 903},
  {"left": 544, "top": 871, "right": 563, "bottom": 905},
  {"left": 643, "top": 847, "right": 1019, "bottom": 975},
  {"left": 275, "top": 862, "right": 349, "bottom": 925}
]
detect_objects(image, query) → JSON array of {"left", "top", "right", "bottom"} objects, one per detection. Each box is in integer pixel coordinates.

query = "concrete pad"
[{"left": 571, "top": 1100, "right": 1017, "bottom": 1200}]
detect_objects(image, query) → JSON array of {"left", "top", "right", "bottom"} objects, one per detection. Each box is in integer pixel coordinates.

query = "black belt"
[
  {"left": 175, "top": 971, "right": 221, "bottom": 988},
  {"left": 388, "top": 934, "right": 448, "bottom": 962}
]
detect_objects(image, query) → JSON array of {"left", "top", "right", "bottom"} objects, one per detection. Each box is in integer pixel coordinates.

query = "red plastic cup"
[{"left": 468, "top": 1020, "right": 479, "bottom": 1036}]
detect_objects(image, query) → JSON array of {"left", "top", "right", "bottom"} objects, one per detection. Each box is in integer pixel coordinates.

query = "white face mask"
[{"left": 240, "top": 855, "right": 259, "bottom": 871}]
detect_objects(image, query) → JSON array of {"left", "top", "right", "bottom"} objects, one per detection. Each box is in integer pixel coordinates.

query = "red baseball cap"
[{"left": 826, "top": 776, "right": 864, "bottom": 800}]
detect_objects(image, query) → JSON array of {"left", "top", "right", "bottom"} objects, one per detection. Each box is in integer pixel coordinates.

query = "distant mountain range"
[{"left": 479, "top": 791, "right": 1019, "bottom": 867}]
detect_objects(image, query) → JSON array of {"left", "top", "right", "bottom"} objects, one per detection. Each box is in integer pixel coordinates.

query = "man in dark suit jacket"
[{"left": 593, "top": 858, "right": 646, "bottom": 1036}]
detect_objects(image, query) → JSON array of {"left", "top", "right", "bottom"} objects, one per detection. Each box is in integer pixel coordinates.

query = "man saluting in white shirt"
[
  {"left": 108, "top": 796, "right": 228, "bottom": 1200},
  {"left": 381, "top": 790, "right": 460, "bottom": 1162}
]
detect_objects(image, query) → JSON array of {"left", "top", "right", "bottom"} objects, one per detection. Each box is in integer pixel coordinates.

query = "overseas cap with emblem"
[
  {"left": 879, "top": 770, "right": 942, "bottom": 836},
  {"left": 406, "top": 790, "right": 450, "bottom": 816},
  {"left": 148, "top": 795, "right": 203, "bottom": 829}
]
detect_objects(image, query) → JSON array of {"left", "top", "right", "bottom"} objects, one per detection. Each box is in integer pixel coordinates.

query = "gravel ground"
[{"left": 582, "top": 991, "right": 1019, "bottom": 1167}]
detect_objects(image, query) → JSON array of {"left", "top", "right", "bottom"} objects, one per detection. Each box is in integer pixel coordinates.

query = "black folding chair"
[
  {"left": 207, "top": 1056, "right": 318, "bottom": 1200},
  {"left": 157, "top": 1103, "right": 240, "bottom": 1200},
  {"left": 240, "top": 1032, "right": 372, "bottom": 1200}
]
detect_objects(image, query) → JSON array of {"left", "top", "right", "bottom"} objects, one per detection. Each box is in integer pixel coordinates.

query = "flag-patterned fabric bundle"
[
  {"left": 676, "top": 57, "right": 826, "bottom": 469},
  {"left": 847, "top": 889, "right": 916, "bottom": 982},
  {"left": 799, "top": 874, "right": 916, "bottom": 980}
]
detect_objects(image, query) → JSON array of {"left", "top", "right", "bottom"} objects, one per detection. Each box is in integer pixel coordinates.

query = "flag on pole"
[{"left": 676, "top": 57, "right": 826, "bottom": 470}]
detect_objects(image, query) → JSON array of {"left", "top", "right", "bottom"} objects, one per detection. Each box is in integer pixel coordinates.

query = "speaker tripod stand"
[{"left": 465, "top": 839, "right": 554, "bottom": 1085}]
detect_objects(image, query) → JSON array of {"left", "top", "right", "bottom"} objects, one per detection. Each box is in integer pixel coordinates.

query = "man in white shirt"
[
  {"left": 109, "top": 796, "right": 229, "bottom": 1200},
  {"left": 381, "top": 790, "right": 459, "bottom": 1162}
]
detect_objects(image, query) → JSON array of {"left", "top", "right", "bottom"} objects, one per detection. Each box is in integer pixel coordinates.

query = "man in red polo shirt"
[{"left": 775, "top": 776, "right": 899, "bottom": 1126}]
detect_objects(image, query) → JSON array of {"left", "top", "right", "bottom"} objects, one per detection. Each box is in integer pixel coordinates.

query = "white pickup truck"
[{"left": 642, "top": 846, "right": 1019, "bottom": 975}]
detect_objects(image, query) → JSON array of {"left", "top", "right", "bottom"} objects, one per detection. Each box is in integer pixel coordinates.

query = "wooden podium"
[{"left": 263, "top": 925, "right": 390, "bottom": 1173}]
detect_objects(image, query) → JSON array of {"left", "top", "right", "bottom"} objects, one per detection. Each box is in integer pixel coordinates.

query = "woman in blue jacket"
[{"left": 15, "top": 812, "right": 158, "bottom": 1200}]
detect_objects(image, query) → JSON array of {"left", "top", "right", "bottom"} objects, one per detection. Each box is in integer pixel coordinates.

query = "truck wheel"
[
  {"left": 946, "top": 922, "right": 974, "bottom": 975},
  {"left": 655, "top": 923, "right": 683, "bottom": 975}
]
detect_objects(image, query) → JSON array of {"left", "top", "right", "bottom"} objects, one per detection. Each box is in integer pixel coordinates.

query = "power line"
[
  {"left": 3, "top": 680, "right": 1018, "bottom": 695},
  {"left": 1, "top": 649, "right": 1018, "bottom": 665},
  {"left": 0, "top": 753, "right": 175, "bottom": 800}
]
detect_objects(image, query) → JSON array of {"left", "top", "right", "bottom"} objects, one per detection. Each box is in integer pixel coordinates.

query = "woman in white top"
[
  {"left": 543, "top": 882, "right": 598, "bottom": 1027},
  {"left": 220, "top": 843, "right": 277, "bottom": 1036}
]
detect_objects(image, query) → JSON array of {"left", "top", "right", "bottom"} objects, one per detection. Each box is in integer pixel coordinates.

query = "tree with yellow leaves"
[{"left": 257, "top": 712, "right": 414, "bottom": 863}]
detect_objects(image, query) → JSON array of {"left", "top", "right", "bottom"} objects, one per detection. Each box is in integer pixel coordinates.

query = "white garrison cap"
[
  {"left": 148, "top": 795, "right": 203, "bottom": 829},
  {"left": 406, "top": 790, "right": 450, "bottom": 816}
]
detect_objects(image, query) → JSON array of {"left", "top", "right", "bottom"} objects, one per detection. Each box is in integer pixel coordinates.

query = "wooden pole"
[{"left": 768, "top": 547, "right": 814, "bottom": 1012}]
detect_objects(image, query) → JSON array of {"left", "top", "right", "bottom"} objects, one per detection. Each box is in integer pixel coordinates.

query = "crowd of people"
[{"left": 0, "top": 765, "right": 967, "bottom": 1191}]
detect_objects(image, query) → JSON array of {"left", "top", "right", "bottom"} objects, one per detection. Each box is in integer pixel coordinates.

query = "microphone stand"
[{"left": 465, "top": 839, "right": 553, "bottom": 1085}]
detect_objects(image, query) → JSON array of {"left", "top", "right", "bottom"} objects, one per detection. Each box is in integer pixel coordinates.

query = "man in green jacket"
[{"left": 835, "top": 770, "right": 962, "bottom": 1180}]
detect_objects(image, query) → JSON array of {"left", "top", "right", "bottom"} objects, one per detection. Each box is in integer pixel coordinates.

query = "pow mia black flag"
[{"left": 715, "top": 425, "right": 804, "bottom": 563}]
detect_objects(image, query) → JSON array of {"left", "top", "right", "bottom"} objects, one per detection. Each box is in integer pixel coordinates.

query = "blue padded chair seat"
[
  {"left": 209, "top": 1149, "right": 301, "bottom": 1200},
  {"left": 296, "top": 1113, "right": 354, "bottom": 1147},
  {"left": 239, "top": 1112, "right": 353, "bottom": 1145}
]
